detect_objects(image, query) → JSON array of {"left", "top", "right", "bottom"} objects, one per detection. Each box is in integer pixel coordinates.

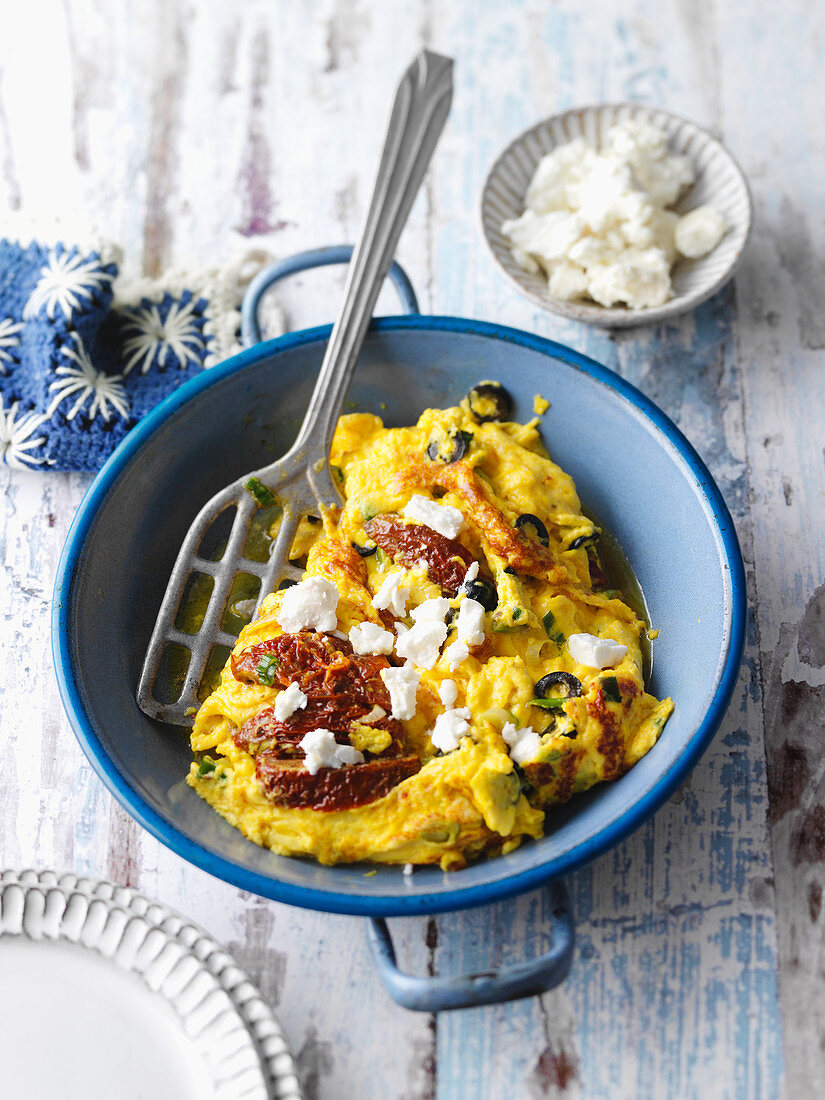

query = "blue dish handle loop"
[
  {"left": 241, "top": 244, "right": 420, "bottom": 347},
  {"left": 367, "top": 880, "right": 575, "bottom": 1012}
]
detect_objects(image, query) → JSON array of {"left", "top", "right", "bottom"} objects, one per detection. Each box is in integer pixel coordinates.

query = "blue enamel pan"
[{"left": 52, "top": 247, "right": 746, "bottom": 1011}]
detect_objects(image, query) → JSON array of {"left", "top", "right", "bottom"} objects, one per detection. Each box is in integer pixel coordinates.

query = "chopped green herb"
[
  {"left": 197, "top": 757, "right": 218, "bottom": 777},
  {"left": 331, "top": 465, "right": 345, "bottom": 487},
  {"left": 512, "top": 607, "right": 523, "bottom": 621},
  {"left": 244, "top": 476, "right": 276, "bottom": 508},
  {"left": 491, "top": 618, "right": 528, "bottom": 634},
  {"left": 601, "top": 676, "right": 622, "bottom": 703},
  {"left": 529, "top": 697, "right": 565, "bottom": 710},
  {"left": 542, "top": 610, "right": 565, "bottom": 644},
  {"left": 458, "top": 429, "right": 474, "bottom": 449},
  {"left": 256, "top": 654, "right": 280, "bottom": 686}
]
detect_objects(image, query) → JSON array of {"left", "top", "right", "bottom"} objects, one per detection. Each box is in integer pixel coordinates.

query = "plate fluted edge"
[{"left": 0, "top": 868, "right": 303, "bottom": 1100}]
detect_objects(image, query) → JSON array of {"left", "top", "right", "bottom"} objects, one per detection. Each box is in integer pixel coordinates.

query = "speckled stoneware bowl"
[{"left": 480, "top": 103, "right": 752, "bottom": 327}]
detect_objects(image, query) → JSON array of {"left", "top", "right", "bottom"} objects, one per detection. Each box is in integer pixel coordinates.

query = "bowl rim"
[
  {"left": 52, "top": 314, "right": 746, "bottom": 917},
  {"left": 478, "top": 101, "right": 754, "bottom": 328}
]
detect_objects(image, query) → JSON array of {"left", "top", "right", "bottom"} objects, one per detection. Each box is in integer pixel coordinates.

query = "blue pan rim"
[{"left": 52, "top": 315, "right": 747, "bottom": 918}]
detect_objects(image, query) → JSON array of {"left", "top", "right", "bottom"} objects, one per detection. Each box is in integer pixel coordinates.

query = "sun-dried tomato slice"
[
  {"left": 231, "top": 628, "right": 419, "bottom": 811},
  {"left": 255, "top": 753, "right": 420, "bottom": 811},
  {"left": 365, "top": 513, "right": 474, "bottom": 595},
  {"left": 232, "top": 632, "right": 391, "bottom": 703},
  {"left": 232, "top": 632, "right": 344, "bottom": 689},
  {"left": 235, "top": 702, "right": 405, "bottom": 758}
]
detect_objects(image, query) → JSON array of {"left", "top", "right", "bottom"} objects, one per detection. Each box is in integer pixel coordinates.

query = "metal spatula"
[{"left": 136, "top": 50, "right": 453, "bottom": 725}]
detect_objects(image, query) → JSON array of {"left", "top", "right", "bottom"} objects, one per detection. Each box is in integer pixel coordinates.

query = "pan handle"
[
  {"left": 366, "top": 880, "right": 575, "bottom": 1012},
  {"left": 241, "top": 244, "right": 420, "bottom": 346}
]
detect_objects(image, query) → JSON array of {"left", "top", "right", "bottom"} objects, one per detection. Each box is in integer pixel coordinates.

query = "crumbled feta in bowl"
[
  {"left": 481, "top": 104, "right": 752, "bottom": 327},
  {"left": 500, "top": 118, "right": 727, "bottom": 311}
]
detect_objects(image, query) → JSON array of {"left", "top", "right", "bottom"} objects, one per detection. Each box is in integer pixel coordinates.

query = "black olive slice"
[
  {"left": 535, "top": 671, "right": 582, "bottom": 699},
  {"left": 503, "top": 566, "right": 518, "bottom": 576},
  {"left": 426, "top": 429, "right": 471, "bottom": 464},
  {"left": 568, "top": 530, "right": 600, "bottom": 550},
  {"left": 467, "top": 381, "right": 513, "bottom": 423},
  {"left": 515, "top": 513, "right": 549, "bottom": 546},
  {"left": 460, "top": 577, "right": 498, "bottom": 611},
  {"left": 352, "top": 541, "right": 377, "bottom": 557}
]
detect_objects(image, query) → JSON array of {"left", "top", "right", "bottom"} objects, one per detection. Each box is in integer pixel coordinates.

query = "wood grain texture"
[{"left": 1, "top": 0, "right": 822, "bottom": 1096}]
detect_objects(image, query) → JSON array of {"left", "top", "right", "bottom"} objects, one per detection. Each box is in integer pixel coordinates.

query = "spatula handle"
[{"left": 292, "top": 50, "right": 453, "bottom": 464}]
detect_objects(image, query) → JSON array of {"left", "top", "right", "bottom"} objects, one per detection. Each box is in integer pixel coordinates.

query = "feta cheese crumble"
[
  {"left": 380, "top": 664, "right": 421, "bottom": 720},
  {"left": 410, "top": 596, "right": 452, "bottom": 622},
  {"left": 442, "top": 639, "right": 471, "bottom": 671},
  {"left": 501, "top": 721, "right": 542, "bottom": 766},
  {"left": 440, "top": 594, "right": 487, "bottom": 670},
  {"left": 461, "top": 561, "right": 480, "bottom": 587},
  {"left": 276, "top": 576, "right": 339, "bottom": 633},
  {"left": 501, "top": 119, "right": 728, "bottom": 310},
  {"left": 402, "top": 494, "right": 464, "bottom": 539},
  {"left": 455, "top": 597, "right": 486, "bottom": 647},
  {"left": 299, "top": 728, "right": 364, "bottom": 775},
  {"left": 371, "top": 571, "right": 411, "bottom": 617},
  {"left": 674, "top": 205, "right": 728, "bottom": 258},
  {"left": 567, "top": 632, "right": 627, "bottom": 669},
  {"left": 273, "top": 681, "right": 308, "bottom": 722},
  {"left": 438, "top": 679, "right": 459, "bottom": 708},
  {"left": 395, "top": 619, "right": 449, "bottom": 670},
  {"left": 349, "top": 621, "right": 395, "bottom": 655},
  {"left": 430, "top": 707, "right": 472, "bottom": 753}
]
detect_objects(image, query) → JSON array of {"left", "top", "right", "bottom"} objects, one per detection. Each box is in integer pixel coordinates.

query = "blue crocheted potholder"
[{"left": 0, "top": 236, "right": 238, "bottom": 471}]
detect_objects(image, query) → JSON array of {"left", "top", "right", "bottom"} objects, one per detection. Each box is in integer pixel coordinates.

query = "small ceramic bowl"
[{"left": 479, "top": 103, "right": 752, "bottom": 327}]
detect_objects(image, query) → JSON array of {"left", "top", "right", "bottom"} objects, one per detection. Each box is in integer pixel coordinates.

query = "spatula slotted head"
[{"left": 136, "top": 479, "right": 306, "bottom": 726}]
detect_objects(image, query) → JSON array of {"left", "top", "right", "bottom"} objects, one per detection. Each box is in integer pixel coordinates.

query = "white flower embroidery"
[
  {"left": 23, "top": 248, "right": 114, "bottom": 321},
  {"left": 0, "top": 398, "right": 47, "bottom": 469},
  {"left": 0, "top": 318, "right": 23, "bottom": 372},
  {"left": 47, "top": 333, "right": 129, "bottom": 423},
  {"left": 120, "top": 297, "right": 206, "bottom": 375}
]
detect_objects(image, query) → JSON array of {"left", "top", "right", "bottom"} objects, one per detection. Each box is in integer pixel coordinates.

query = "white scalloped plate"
[
  {"left": 0, "top": 870, "right": 302, "bottom": 1100},
  {"left": 479, "top": 103, "right": 752, "bottom": 327}
]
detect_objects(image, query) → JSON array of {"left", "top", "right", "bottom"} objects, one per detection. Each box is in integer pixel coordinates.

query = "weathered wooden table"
[{"left": 2, "top": 1, "right": 821, "bottom": 1096}]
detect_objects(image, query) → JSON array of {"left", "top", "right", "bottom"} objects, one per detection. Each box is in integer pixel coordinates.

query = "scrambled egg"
[{"left": 188, "top": 384, "right": 673, "bottom": 870}]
